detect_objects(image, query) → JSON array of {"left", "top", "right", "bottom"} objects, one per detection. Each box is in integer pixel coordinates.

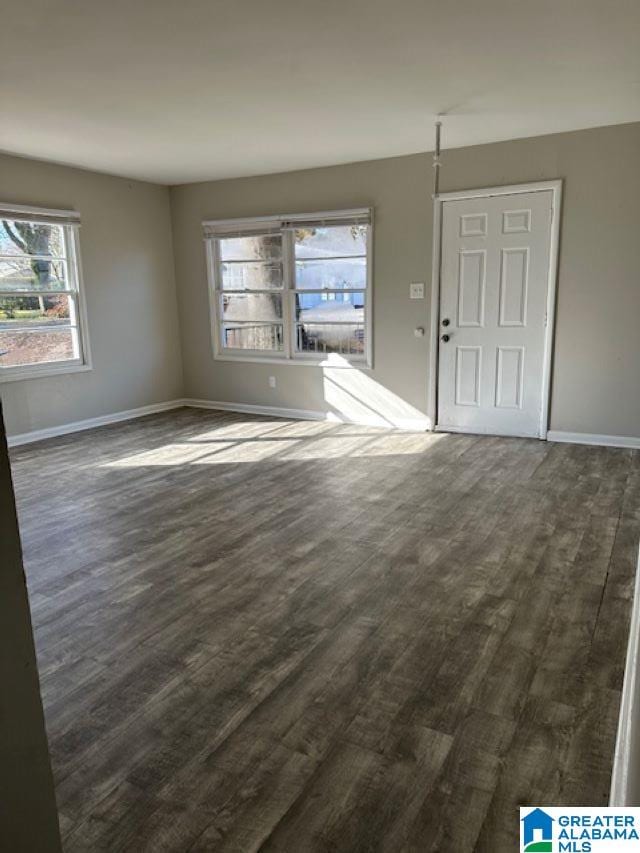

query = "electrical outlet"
[
  {"left": 268, "top": 376, "right": 276, "bottom": 389},
  {"left": 409, "top": 282, "right": 425, "bottom": 300}
]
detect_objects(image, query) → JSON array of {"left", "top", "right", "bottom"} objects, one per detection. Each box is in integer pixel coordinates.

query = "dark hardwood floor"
[{"left": 10, "top": 408, "right": 640, "bottom": 852}]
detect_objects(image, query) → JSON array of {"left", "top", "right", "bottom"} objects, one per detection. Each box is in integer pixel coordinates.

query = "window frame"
[
  {"left": 209, "top": 231, "right": 287, "bottom": 361},
  {"left": 0, "top": 203, "right": 91, "bottom": 383},
  {"left": 205, "top": 208, "right": 373, "bottom": 369}
]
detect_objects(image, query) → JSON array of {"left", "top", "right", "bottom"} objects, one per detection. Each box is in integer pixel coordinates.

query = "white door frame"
[{"left": 427, "top": 179, "right": 563, "bottom": 439}]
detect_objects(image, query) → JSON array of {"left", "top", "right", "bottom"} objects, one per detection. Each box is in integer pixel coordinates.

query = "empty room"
[{"left": 1, "top": 1, "right": 640, "bottom": 851}]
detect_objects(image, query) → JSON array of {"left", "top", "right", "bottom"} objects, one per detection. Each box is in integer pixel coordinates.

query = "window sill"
[
  {"left": 213, "top": 353, "right": 372, "bottom": 370},
  {"left": 0, "top": 361, "right": 93, "bottom": 384}
]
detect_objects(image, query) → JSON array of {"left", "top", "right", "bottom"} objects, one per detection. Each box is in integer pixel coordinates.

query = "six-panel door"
[{"left": 437, "top": 190, "right": 553, "bottom": 438}]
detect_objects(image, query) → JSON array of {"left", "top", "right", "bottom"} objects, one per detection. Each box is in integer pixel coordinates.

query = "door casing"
[{"left": 427, "top": 180, "right": 562, "bottom": 438}]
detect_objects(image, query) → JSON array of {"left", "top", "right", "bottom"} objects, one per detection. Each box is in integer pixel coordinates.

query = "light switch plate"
[{"left": 409, "top": 282, "right": 425, "bottom": 299}]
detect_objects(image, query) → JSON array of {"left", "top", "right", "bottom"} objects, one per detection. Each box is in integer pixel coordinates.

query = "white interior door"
[{"left": 437, "top": 190, "right": 554, "bottom": 438}]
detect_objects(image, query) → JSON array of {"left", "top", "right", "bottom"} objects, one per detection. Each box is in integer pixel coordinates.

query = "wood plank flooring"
[{"left": 10, "top": 408, "right": 640, "bottom": 852}]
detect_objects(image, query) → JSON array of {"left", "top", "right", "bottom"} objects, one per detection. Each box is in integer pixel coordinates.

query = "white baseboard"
[
  {"left": 611, "top": 545, "right": 640, "bottom": 806},
  {"left": 547, "top": 430, "right": 640, "bottom": 449},
  {"left": 7, "top": 397, "right": 430, "bottom": 448},
  {"left": 183, "top": 398, "right": 328, "bottom": 423},
  {"left": 9, "top": 401, "right": 639, "bottom": 449},
  {"left": 7, "top": 400, "right": 185, "bottom": 448},
  {"left": 183, "top": 398, "right": 431, "bottom": 431}
]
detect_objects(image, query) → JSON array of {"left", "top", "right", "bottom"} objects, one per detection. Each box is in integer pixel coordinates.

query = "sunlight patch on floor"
[
  {"left": 192, "top": 439, "right": 300, "bottom": 463},
  {"left": 349, "top": 431, "right": 447, "bottom": 456},
  {"left": 101, "top": 434, "right": 443, "bottom": 467},
  {"left": 100, "top": 414, "right": 441, "bottom": 468}
]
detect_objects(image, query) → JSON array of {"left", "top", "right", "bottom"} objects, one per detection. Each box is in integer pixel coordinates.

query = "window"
[
  {"left": 0, "top": 204, "right": 89, "bottom": 381},
  {"left": 205, "top": 209, "right": 372, "bottom": 366}
]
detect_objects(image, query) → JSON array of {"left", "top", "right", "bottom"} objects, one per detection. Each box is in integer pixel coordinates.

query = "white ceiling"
[{"left": 2, "top": 1, "right": 639, "bottom": 185}]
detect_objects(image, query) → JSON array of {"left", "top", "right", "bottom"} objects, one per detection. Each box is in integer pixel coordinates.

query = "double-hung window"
[
  {"left": 0, "top": 203, "right": 90, "bottom": 381},
  {"left": 205, "top": 208, "right": 372, "bottom": 366}
]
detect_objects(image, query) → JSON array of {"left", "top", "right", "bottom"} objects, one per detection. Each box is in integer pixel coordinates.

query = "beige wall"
[
  {"left": 170, "top": 121, "right": 640, "bottom": 438},
  {"left": 0, "top": 153, "right": 183, "bottom": 437},
  {"left": 170, "top": 152, "right": 433, "bottom": 428},
  {"left": 2, "top": 123, "right": 638, "bottom": 439}
]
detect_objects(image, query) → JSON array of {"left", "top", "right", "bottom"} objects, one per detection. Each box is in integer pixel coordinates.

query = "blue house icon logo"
[{"left": 521, "top": 808, "right": 554, "bottom": 852}]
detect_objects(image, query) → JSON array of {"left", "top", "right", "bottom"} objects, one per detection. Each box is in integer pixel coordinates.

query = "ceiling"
[{"left": 2, "top": 1, "right": 639, "bottom": 185}]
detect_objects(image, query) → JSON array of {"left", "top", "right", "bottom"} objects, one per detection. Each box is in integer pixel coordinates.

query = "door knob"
[
  {"left": 441, "top": 334, "right": 450, "bottom": 343},
  {"left": 442, "top": 318, "right": 450, "bottom": 327}
]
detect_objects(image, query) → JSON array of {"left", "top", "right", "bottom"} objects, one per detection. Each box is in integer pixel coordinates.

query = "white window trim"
[
  {"left": 0, "top": 206, "right": 92, "bottom": 383},
  {"left": 204, "top": 208, "right": 373, "bottom": 369}
]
